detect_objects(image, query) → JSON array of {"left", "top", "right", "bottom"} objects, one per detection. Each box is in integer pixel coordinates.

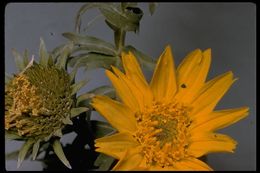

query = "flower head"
[
  {"left": 5, "top": 40, "right": 88, "bottom": 168},
  {"left": 91, "top": 46, "right": 249, "bottom": 170}
]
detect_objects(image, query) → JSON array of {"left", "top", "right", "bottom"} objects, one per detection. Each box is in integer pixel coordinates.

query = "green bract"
[{"left": 5, "top": 39, "right": 88, "bottom": 169}]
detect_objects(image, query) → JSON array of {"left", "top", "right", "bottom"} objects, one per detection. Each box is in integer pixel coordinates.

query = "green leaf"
[
  {"left": 70, "top": 107, "right": 88, "bottom": 118},
  {"left": 62, "top": 116, "right": 73, "bottom": 125},
  {"left": 52, "top": 139, "right": 72, "bottom": 169},
  {"left": 149, "top": 2, "right": 157, "bottom": 15},
  {"left": 76, "top": 85, "right": 116, "bottom": 107},
  {"left": 12, "top": 49, "right": 24, "bottom": 72},
  {"left": 51, "top": 44, "right": 67, "bottom": 62},
  {"left": 5, "top": 72, "right": 13, "bottom": 84},
  {"left": 63, "top": 32, "right": 117, "bottom": 56},
  {"left": 5, "top": 150, "right": 20, "bottom": 160},
  {"left": 94, "top": 153, "right": 115, "bottom": 171},
  {"left": 69, "top": 66, "right": 78, "bottom": 84},
  {"left": 23, "top": 49, "right": 30, "bottom": 67},
  {"left": 91, "top": 120, "right": 116, "bottom": 139},
  {"left": 17, "top": 139, "right": 34, "bottom": 168},
  {"left": 75, "top": 3, "right": 108, "bottom": 33},
  {"left": 124, "top": 45, "right": 156, "bottom": 70},
  {"left": 70, "top": 79, "right": 89, "bottom": 96},
  {"left": 32, "top": 139, "right": 41, "bottom": 160},
  {"left": 99, "top": 5, "right": 143, "bottom": 32},
  {"left": 39, "top": 38, "right": 49, "bottom": 67},
  {"left": 69, "top": 53, "right": 117, "bottom": 70},
  {"left": 56, "top": 43, "right": 73, "bottom": 69},
  {"left": 5, "top": 131, "right": 24, "bottom": 140}
]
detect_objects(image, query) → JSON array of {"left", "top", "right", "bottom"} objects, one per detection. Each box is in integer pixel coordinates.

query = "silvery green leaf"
[
  {"left": 76, "top": 86, "right": 116, "bottom": 107},
  {"left": 99, "top": 5, "right": 143, "bottom": 32},
  {"left": 12, "top": 48, "right": 24, "bottom": 72},
  {"left": 51, "top": 44, "right": 67, "bottom": 62},
  {"left": 124, "top": 45, "right": 156, "bottom": 70},
  {"left": 32, "top": 139, "right": 41, "bottom": 160},
  {"left": 23, "top": 49, "right": 29, "bottom": 67},
  {"left": 17, "top": 139, "right": 34, "bottom": 168},
  {"left": 5, "top": 72, "right": 13, "bottom": 85},
  {"left": 52, "top": 139, "right": 72, "bottom": 169},
  {"left": 70, "top": 107, "right": 88, "bottom": 118},
  {"left": 75, "top": 3, "right": 109, "bottom": 33},
  {"left": 56, "top": 43, "right": 73, "bottom": 69},
  {"left": 63, "top": 32, "right": 117, "bottom": 56},
  {"left": 39, "top": 38, "right": 49, "bottom": 67},
  {"left": 69, "top": 53, "right": 117, "bottom": 70},
  {"left": 53, "top": 129, "right": 63, "bottom": 137},
  {"left": 91, "top": 120, "right": 116, "bottom": 138},
  {"left": 5, "top": 131, "right": 24, "bottom": 140},
  {"left": 62, "top": 116, "right": 73, "bottom": 125},
  {"left": 69, "top": 66, "right": 78, "bottom": 84},
  {"left": 94, "top": 153, "right": 115, "bottom": 171},
  {"left": 70, "top": 79, "right": 89, "bottom": 96},
  {"left": 121, "top": 2, "right": 137, "bottom": 10},
  {"left": 5, "top": 150, "right": 20, "bottom": 160},
  {"left": 149, "top": 2, "right": 157, "bottom": 15}
]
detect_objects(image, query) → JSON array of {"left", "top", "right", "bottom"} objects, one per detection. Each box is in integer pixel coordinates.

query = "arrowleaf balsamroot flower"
[
  {"left": 91, "top": 46, "right": 249, "bottom": 170},
  {"left": 5, "top": 40, "right": 88, "bottom": 168}
]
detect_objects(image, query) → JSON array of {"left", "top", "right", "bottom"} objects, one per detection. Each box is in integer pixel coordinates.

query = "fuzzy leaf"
[
  {"left": 56, "top": 43, "right": 73, "bottom": 69},
  {"left": 52, "top": 139, "right": 72, "bottom": 169},
  {"left": 94, "top": 153, "right": 115, "bottom": 171},
  {"left": 17, "top": 139, "right": 34, "bottom": 168},
  {"left": 76, "top": 85, "right": 116, "bottom": 107},
  {"left": 91, "top": 120, "right": 116, "bottom": 139},
  {"left": 70, "top": 107, "right": 88, "bottom": 118},
  {"left": 62, "top": 116, "right": 73, "bottom": 125},
  {"left": 69, "top": 66, "right": 78, "bottom": 84},
  {"left": 5, "top": 150, "right": 20, "bottom": 160},
  {"left": 75, "top": 3, "right": 108, "bottom": 33},
  {"left": 68, "top": 53, "right": 117, "bottom": 70},
  {"left": 12, "top": 49, "right": 24, "bottom": 72},
  {"left": 63, "top": 32, "right": 117, "bottom": 56},
  {"left": 124, "top": 45, "right": 156, "bottom": 70},
  {"left": 70, "top": 79, "right": 89, "bottom": 96},
  {"left": 5, "top": 73, "right": 13, "bottom": 84},
  {"left": 149, "top": 2, "right": 157, "bottom": 15},
  {"left": 32, "top": 139, "right": 41, "bottom": 160},
  {"left": 23, "top": 49, "right": 29, "bottom": 67},
  {"left": 100, "top": 5, "right": 143, "bottom": 32},
  {"left": 39, "top": 38, "right": 49, "bottom": 67},
  {"left": 53, "top": 129, "right": 63, "bottom": 137},
  {"left": 5, "top": 131, "right": 24, "bottom": 140}
]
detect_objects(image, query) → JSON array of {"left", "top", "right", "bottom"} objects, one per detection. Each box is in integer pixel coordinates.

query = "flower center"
[{"left": 133, "top": 101, "right": 192, "bottom": 168}]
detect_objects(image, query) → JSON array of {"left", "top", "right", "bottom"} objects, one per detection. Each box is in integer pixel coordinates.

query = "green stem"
[{"left": 114, "top": 29, "right": 126, "bottom": 56}]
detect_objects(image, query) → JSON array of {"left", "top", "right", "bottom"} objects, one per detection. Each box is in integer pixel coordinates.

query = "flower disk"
[
  {"left": 5, "top": 64, "right": 73, "bottom": 139},
  {"left": 92, "top": 46, "right": 249, "bottom": 171}
]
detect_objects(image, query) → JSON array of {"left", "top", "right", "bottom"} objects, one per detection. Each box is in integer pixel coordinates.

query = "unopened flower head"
[{"left": 5, "top": 40, "right": 88, "bottom": 169}]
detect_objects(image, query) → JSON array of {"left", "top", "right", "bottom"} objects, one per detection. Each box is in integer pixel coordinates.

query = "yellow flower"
[{"left": 91, "top": 46, "right": 249, "bottom": 171}]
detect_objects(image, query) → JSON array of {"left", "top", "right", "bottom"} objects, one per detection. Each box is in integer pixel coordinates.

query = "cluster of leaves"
[{"left": 5, "top": 2, "right": 158, "bottom": 171}]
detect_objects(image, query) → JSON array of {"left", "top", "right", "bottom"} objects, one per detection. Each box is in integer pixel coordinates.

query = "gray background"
[{"left": 5, "top": 2, "right": 256, "bottom": 171}]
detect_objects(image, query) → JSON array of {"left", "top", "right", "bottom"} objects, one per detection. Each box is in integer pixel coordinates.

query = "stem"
[{"left": 114, "top": 29, "right": 126, "bottom": 55}]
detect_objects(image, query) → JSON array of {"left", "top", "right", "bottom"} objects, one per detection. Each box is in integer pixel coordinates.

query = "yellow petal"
[
  {"left": 121, "top": 52, "right": 153, "bottom": 107},
  {"left": 112, "top": 147, "right": 143, "bottom": 171},
  {"left": 188, "top": 132, "right": 237, "bottom": 157},
  {"left": 190, "top": 71, "right": 236, "bottom": 116},
  {"left": 175, "top": 49, "right": 211, "bottom": 103},
  {"left": 95, "top": 132, "right": 139, "bottom": 159},
  {"left": 105, "top": 70, "right": 140, "bottom": 112},
  {"left": 91, "top": 95, "right": 137, "bottom": 133},
  {"left": 111, "top": 66, "right": 152, "bottom": 110},
  {"left": 150, "top": 45, "right": 177, "bottom": 102},
  {"left": 175, "top": 158, "right": 213, "bottom": 171},
  {"left": 191, "top": 107, "right": 249, "bottom": 132}
]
